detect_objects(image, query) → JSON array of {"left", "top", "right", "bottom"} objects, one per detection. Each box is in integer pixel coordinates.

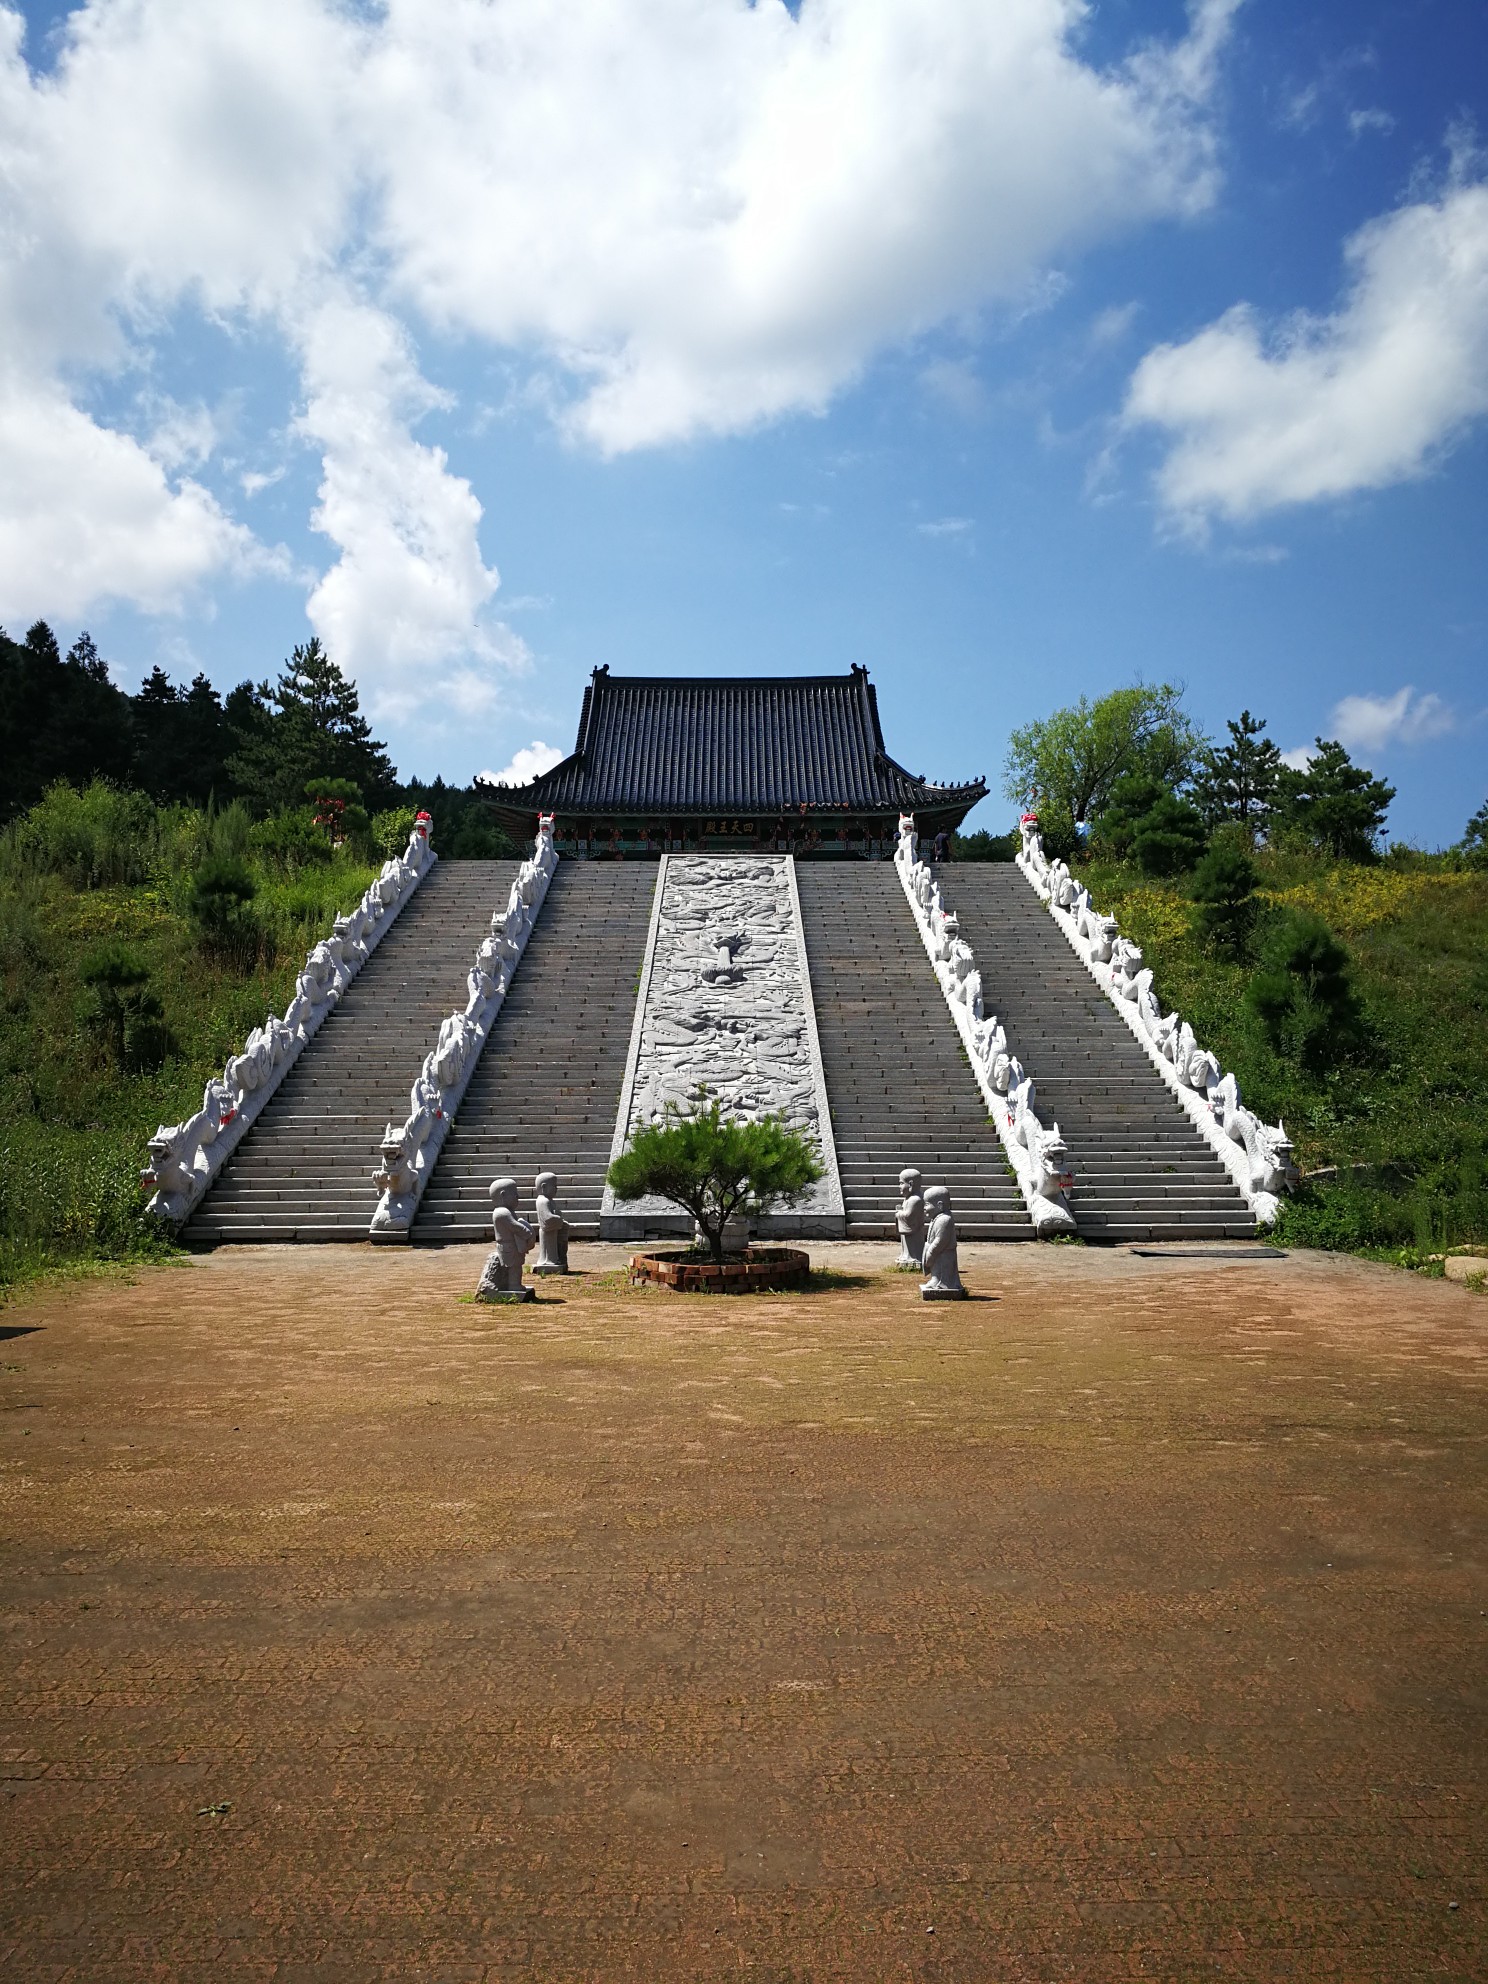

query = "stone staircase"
[
  {"left": 186, "top": 860, "right": 516, "bottom": 1244},
  {"left": 413, "top": 862, "right": 660, "bottom": 1242},
  {"left": 794, "top": 865, "right": 1029, "bottom": 1239},
  {"left": 937, "top": 864, "right": 1256, "bottom": 1241}
]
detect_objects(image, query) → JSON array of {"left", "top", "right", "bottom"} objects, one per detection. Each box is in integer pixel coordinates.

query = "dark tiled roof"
[{"left": 481, "top": 667, "right": 985, "bottom": 816}]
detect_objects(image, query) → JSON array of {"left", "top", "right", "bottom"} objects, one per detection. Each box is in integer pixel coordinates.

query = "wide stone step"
[
  {"left": 794, "top": 865, "right": 1029, "bottom": 1236},
  {"left": 411, "top": 862, "right": 661, "bottom": 1242},
  {"left": 184, "top": 858, "right": 519, "bottom": 1245},
  {"left": 931, "top": 862, "right": 1254, "bottom": 1240}
]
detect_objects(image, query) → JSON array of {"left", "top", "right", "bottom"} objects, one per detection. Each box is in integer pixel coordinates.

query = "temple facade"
[{"left": 479, "top": 665, "right": 987, "bottom": 858}]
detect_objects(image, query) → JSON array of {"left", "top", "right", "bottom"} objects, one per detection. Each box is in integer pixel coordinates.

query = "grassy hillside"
[
  {"left": 0, "top": 785, "right": 379, "bottom": 1291},
  {"left": 1071, "top": 846, "right": 1488, "bottom": 1257},
  {"left": 5, "top": 780, "right": 1482, "bottom": 1289}
]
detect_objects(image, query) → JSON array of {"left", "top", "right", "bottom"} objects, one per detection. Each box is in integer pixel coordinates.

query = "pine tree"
[
  {"left": 227, "top": 639, "right": 398, "bottom": 814},
  {"left": 1246, "top": 911, "right": 1368, "bottom": 1073},
  {"left": 1273, "top": 739, "right": 1395, "bottom": 862},
  {"left": 129, "top": 667, "right": 240, "bottom": 806},
  {"left": 1192, "top": 710, "right": 1282, "bottom": 837},
  {"left": 25, "top": 620, "right": 61, "bottom": 666},
  {"left": 0, "top": 623, "right": 133, "bottom": 817},
  {"left": 1190, "top": 837, "right": 1259, "bottom": 958},
  {"left": 1131, "top": 791, "right": 1208, "bottom": 877}
]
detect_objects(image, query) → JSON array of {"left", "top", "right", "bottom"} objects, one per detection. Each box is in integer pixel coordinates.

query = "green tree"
[
  {"left": 1003, "top": 683, "right": 1205, "bottom": 848},
  {"left": 1461, "top": 797, "right": 1488, "bottom": 869},
  {"left": 1089, "top": 773, "right": 1167, "bottom": 861},
  {"left": 1273, "top": 739, "right": 1394, "bottom": 862},
  {"left": 950, "top": 827, "right": 1018, "bottom": 861},
  {"left": 1246, "top": 911, "right": 1367, "bottom": 1075},
  {"left": 606, "top": 1093, "right": 824, "bottom": 1265},
  {"left": 1192, "top": 710, "right": 1283, "bottom": 837},
  {"left": 1089, "top": 772, "right": 1207, "bottom": 874},
  {"left": 130, "top": 666, "right": 241, "bottom": 807},
  {"left": 1189, "top": 835, "right": 1260, "bottom": 958},
  {"left": 372, "top": 807, "right": 417, "bottom": 859},
  {"left": 187, "top": 854, "right": 259, "bottom": 961},
  {"left": 304, "top": 776, "right": 370, "bottom": 849},
  {"left": 0, "top": 623, "right": 134, "bottom": 818},
  {"left": 1131, "top": 791, "right": 1208, "bottom": 877},
  {"left": 78, "top": 944, "right": 172, "bottom": 1072},
  {"left": 402, "top": 778, "right": 518, "bottom": 859},
  {"left": 228, "top": 639, "right": 397, "bottom": 814},
  {"left": 251, "top": 806, "right": 333, "bottom": 876}
]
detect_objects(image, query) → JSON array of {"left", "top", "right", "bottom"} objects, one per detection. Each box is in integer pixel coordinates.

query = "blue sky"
[{"left": 3, "top": 0, "right": 1485, "bottom": 843}]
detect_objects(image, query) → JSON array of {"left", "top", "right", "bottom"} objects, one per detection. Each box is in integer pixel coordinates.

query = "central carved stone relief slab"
[{"left": 602, "top": 855, "right": 843, "bottom": 1229}]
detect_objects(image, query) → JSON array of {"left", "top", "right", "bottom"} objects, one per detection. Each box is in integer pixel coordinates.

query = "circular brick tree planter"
[{"left": 630, "top": 1245, "right": 811, "bottom": 1294}]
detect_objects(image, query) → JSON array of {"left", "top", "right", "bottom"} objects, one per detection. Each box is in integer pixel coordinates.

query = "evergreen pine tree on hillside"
[
  {"left": 227, "top": 639, "right": 398, "bottom": 814},
  {"left": 130, "top": 667, "right": 243, "bottom": 807},
  {"left": 0, "top": 622, "right": 134, "bottom": 818},
  {"left": 1273, "top": 739, "right": 1395, "bottom": 862},
  {"left": 1193, "top": 710, "right": 1282, "bottom": 837}
]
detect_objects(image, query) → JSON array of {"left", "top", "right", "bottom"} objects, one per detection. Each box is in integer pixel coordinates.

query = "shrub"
[
  {"left": 305, "top": 776, "right": 370, "bottom": 850},
  {"left": 204, "top": 799, "right": 254, "bottom": 867},
  {"left": 372, "top": 806, "right": 417, "bottom": 860},
  {"left": 4, "top": 780, "right": 161, "bottom": 888},
  {"left": 1246, "top": 910, "right": 1367, "bottom": 1075},
  {"left": 78, "top": 943, "right": 147, "bottom": 1067},
  {"left": 251, "top": 806, "right": 332, "bottom": 876},
  {"left": 77, "top": 943, "right": 174, "bottom": 1072},
  {"left": 952, "top": 827, "right": 1018, "bottom": 861},
  {"left": 1132, "top": 792, "right": 1208, "bottom": 877},
  {"left": 0, "top": 1120, "right": 167, "bottom": 1284},
  {"left": 1090, "top": 774, "right": 1167, "bottom": 862},
  {"left": 606, "top": 1092, "right": 824, "bottom": 1264},
  {"left": 1190, "top": 836, "right": 1259, "bottom": 959},
  {"left": 444, "top": 810, "right": 517, "bottom": 860},
  {"left": 187, "top": 854, "right": 259, "bottom": 962}
]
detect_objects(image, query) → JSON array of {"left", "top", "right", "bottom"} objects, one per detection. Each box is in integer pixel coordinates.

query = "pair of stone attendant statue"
[
  {"left": 895, "top": 1167, "right": 966, "bottom": 1300},
  {"left": 475, "top": 1171, "right": 571, "bottom": 1303}
]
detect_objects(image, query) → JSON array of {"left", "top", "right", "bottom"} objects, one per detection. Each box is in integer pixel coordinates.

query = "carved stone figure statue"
[
  {"left": 477, "top": 1175, "right": 536, "bottom": 1302},
  {"left": 919, "top": 1185, "right": 967, "bottom": 1300},
  {"left": 701, "top": 931, "right": 745, "bottom": 984},
  {"left": 895, "top": 1168, "right": 926, "bottom": 1268},
  {"left": 532, "top": 1171, "right": 571, "bottom": 1275}
]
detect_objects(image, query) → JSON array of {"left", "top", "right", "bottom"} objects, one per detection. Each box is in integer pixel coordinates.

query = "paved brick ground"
[{"left": 1, "top": 1242, "right": 1484, "bottom": 1981}]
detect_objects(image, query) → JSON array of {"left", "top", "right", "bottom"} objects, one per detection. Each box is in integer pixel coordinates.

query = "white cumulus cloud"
[
  {"left": 1123, "top": 174, "right": 1488, "bottom": 528},
  {"left": 1329, "top": 686, "right": 1455, "bottom": 756},
  {"left": 0, "top": 0, "right": 1240, "bottom": 691},
  {"left": 483, "top": 742, "right": 567, "bottom": 786},
  {"left": 292, "top": 293, "right": 520, "bottom": 719},
  {"left": 0, "top": 365, "right": 273, "bottom": 623},
  {"left": 366, "top": 0, "right": 1238, "bottom": 451}
]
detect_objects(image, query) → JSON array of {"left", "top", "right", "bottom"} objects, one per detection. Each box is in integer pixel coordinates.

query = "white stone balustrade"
[
  {"left": 369, "top": 814, "right": 559, "bottom": 1240},
  {"left": 1015, "top": 813, "right": 1299, "bottom": 1226},
  {"left": 140, "top": 813, "right": 438, "bottom": 1226},
  {"left": 895, "top": 815, "right": 1076, "bottom": 1235}
]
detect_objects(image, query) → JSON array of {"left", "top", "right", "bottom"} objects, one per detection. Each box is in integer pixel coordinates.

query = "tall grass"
[
  {"left": 0, "top": 782, "right": 378, "bottom": 1293},
  {"left": 1, "top": 780, "right": 203, "bottom": 889},
  {"left": 1075, "top": 847, "right": 1488, "bottom": 1254}
]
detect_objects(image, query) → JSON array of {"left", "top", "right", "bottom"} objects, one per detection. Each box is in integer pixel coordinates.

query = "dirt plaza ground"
[{"left": 1, "top": 1241, "right": 1485, "bottom": 1982}]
